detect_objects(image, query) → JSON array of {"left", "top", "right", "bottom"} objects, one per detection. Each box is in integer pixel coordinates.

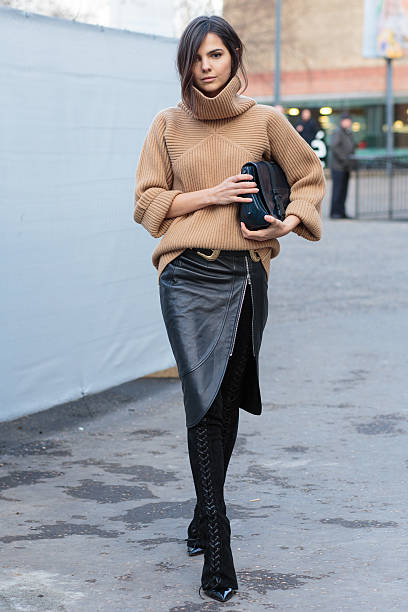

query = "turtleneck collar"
[{"left": 178, "top": 74, "right": 256, "bottom": 121}]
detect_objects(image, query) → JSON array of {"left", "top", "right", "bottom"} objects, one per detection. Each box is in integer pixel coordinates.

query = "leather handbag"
[{"left": 239, "top": 160, "right": 290, "bottom": 230}]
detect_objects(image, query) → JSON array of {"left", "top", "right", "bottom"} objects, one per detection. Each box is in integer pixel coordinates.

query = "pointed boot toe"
[{"left": 202, "top": 586, "right": 236, "bottom": 602}]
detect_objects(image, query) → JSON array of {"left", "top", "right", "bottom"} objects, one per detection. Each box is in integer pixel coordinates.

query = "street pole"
[
  {"left": 274, "top": 0, "right": 281, "bottom": 106},
  {"left": 386, "top": 57, "right": 394, "bottom": 219}
]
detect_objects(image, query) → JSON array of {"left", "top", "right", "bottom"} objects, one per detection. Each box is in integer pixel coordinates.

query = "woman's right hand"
[
  {"left": 209, "top": 174, "right": 259, "bottom": 205},
  {"left": 166, "top": 174, "right": 258, "bottom": 219}
]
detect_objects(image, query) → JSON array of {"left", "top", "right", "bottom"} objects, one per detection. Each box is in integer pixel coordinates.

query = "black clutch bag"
[{"left": 239, "top": 160, "right": 291, "bottom": 230}]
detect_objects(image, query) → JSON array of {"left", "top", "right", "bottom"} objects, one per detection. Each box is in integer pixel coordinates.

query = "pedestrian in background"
[
  {"left": 296, "top": 108, "right": 319, "bottom": 145},
  {"left": 134, "top": 15, "right": 324, "bottom": 604},
  {"left": 329, "top": 112, "right": 356, "bottom": 219}
]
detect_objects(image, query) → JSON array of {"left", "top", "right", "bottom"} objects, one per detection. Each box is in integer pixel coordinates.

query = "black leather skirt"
[{"left": 159, "top": 248, "right": 269, "bottom": 428}]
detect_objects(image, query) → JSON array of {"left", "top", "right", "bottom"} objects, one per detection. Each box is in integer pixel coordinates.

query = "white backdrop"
[{"left": 0, "top": 7, "right": 179, "bottom": 421}]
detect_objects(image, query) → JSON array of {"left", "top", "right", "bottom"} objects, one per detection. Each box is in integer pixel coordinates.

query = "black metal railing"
[{"left": 352, "top": 153, "right": 408, "bottom": 219}]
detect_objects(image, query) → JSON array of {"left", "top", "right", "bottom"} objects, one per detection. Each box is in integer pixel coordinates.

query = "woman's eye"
[{"left": 212, "top": 53, "right": 222, "bottom": 58}]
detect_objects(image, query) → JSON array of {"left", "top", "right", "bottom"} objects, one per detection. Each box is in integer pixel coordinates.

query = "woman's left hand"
[{"left": 240, "top": 214, "right": 301, "bottom": 241}]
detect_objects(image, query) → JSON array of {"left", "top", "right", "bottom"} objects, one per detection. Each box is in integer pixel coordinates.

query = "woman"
[{"left": 134, "top": 15, "right": 325, "bottom": 603}]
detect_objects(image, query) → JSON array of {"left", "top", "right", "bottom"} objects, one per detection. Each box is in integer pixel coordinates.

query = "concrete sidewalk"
[{"left": 1, "top": 217, "right": 407, "bottom": 611}]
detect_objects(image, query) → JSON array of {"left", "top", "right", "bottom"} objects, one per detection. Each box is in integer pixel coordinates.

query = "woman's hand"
[
  {"left": 209, "top": 174, "right": 259, "bottom": 205},
  {"left": 167, "top": 174, "right": 259, "bottom": 218},
  {"left": 240, "top": 214, "right": 301, "bottom": 241}
]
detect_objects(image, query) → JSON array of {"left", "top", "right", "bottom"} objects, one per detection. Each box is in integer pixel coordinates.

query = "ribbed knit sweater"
[{"left": 134, "top": 75, "right": 325, "bottom": 278}]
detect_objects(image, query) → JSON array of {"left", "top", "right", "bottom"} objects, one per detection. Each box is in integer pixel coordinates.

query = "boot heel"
[
  {"left": 186, "top": 504, "right": 206, "bottom": 556},
  {"left": 186, "top": 538, "right": 205, "bottom": 556}
]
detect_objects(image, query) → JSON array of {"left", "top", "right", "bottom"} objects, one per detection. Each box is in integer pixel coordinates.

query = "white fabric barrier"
[{"left": 0, "top": 8, "right": 179, "bottom": 421}]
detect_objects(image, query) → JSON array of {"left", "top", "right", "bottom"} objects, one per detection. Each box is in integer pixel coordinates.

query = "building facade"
[{"left": 223, "top": 0, "right": 408, "bottom": 152}]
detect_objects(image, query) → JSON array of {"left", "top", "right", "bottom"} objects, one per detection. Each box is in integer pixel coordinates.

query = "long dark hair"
[{"left": 177, "top": 16, "right": 248, "bottom": 111}]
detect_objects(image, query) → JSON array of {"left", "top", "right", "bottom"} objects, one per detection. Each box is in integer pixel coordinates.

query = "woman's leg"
[
  {"left": 187, "top": 398, "right": 238, "bottom": 598},
  {"left": 186, "top": 287, "right": 254, "bottom": 601},
  {"left": 187, "top": 287, "right": 253, "bottom": 554},
  {"left": 186, "top": 391, "right": 225, "bottom": 555},
  {"left": 221, "top": 287, "right": 253, "bottom": 479}
]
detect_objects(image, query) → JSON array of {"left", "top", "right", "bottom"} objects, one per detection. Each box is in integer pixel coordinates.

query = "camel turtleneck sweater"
[{"left": 134, "top": 75, "right": 325, "bottom": 278}]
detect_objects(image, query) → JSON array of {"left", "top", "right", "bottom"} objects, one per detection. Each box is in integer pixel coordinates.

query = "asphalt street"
[{"left": 1, "top": 212, "right": 407, "bottom": 611}]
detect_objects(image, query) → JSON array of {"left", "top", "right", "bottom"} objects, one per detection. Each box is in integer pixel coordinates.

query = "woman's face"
[{"left": 191, "top": 32, "right": 232, "bottom": 98}]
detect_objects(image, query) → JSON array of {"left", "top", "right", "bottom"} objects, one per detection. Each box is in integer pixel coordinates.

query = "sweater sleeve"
[
  {"left": 133, "top": 111, "right": 182, "bottom": 237},
  {"left": 266, "top": 109, "right": 325, "bottom": 241}
]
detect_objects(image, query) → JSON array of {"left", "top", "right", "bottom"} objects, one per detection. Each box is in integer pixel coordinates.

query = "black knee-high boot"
[
  {"left": 187, "top": 400, "right": 238, "bottom": 600},
  {"left": 187, "top": 391, "right": 224, "bottom": 554},
  {"left": 186, "top": 393, "right": 238, "bottom": 555}
]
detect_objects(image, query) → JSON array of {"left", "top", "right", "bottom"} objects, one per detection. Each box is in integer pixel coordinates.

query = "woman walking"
[{"left": 134, "top": 15, "right": 325, "bottom": 603}]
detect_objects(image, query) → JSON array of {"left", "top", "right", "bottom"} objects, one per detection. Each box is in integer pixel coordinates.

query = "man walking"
[{"left": 329, "top": 112, "right": 356, "bottom": 219}]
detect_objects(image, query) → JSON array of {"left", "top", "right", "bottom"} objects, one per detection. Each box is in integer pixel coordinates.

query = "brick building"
[{"left": 223, "top": 0, "right": 408, "bottom": 151}]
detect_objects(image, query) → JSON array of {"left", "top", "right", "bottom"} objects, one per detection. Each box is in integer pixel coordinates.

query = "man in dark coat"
[
  {"left": 329, "top": 112, "right": 356, "bottom": 219},
  {"left": 296, "top": 109, "right": 319, "bottom": 145}
]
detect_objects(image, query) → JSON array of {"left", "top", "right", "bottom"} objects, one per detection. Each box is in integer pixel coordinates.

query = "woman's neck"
[{"left": 178, "top": 75, "right": 256, "bottom": 121}]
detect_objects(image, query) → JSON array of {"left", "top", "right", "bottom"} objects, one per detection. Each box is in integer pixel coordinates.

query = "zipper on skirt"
[
  {"left": 229, "top": 256, "right": 252, "bottom": 357},
  {"left": 245, "top": 256, "right": 256, "bottom": 356}
]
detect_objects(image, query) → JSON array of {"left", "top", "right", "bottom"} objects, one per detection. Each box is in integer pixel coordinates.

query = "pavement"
[{"left": 1, "top": 212, "right": 408, "bottom": 612}]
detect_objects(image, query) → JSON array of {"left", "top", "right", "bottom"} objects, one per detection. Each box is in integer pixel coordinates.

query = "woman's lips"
[{"left": 202, "top": 76, "right": 216, "bottom": 82}]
